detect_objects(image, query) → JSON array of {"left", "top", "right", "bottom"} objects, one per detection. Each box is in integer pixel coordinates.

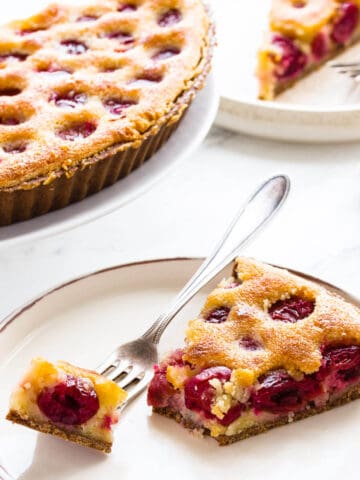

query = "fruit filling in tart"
[
  {"left": 6, "top": 358, "right": 127, "bottom": 453},
  {"left": 147, "top": 257, "right": 360, "bottom": 444},
  {"left": 257, "top": 0, "right": 360, "bottom": 99}
]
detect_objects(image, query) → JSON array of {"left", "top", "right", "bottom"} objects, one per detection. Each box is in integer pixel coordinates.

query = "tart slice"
[
  {"left": 147, "top": 257, "right": 360, "bottom": 444},
  {"left": 6, "top": 357, "right": 127, "bottom": 453},
  {"left": 257, "top": 0, "right": 360, "bottom": 99}
]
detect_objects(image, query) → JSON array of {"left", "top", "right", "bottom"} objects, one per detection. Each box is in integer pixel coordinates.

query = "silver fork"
[
  {"left": 96, "top": 175, "right": 290, "bottom": 405},
  {"left": 330, "top": 60, "right": 360, "bottom": 80}
]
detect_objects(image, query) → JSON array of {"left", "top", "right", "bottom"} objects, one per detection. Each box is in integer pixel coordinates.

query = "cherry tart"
[
  {"left": 147, "top": 257, "right": 360, "bottom": 444},
  {"left": 6, "top": 358, "right": 127, "bottom": 453},
  {"left": 257, "top": 0, "right": 360, "bottom": 99},
  {"left": 0, "top": 0, "right": 213, "bottom": 225}
]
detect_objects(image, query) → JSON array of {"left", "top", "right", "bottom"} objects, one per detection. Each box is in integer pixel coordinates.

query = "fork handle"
[{"left": 142, "top": 175, "right": 290, "bottom": 344}]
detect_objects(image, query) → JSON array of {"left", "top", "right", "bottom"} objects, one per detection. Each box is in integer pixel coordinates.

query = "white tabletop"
[{"left": 1, "top": 127, "right": 360, "bottom": 320}]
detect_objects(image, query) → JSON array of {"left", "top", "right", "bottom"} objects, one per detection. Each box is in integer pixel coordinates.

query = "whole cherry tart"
[{"left": 0, "top": 0, "right": 213, "bottom": 226}]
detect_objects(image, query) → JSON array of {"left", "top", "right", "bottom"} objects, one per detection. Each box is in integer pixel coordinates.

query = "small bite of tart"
[{"left": 6, "top": 357, "right": 127, "bottom": 453}]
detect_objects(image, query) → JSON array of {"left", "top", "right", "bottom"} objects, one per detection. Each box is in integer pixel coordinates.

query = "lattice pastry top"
[
  {"left": 0, "top": 0, "right": 210, "bottom": 189},
  {"left": 184, "top": 257, "right": 360, "bottom": 385}
]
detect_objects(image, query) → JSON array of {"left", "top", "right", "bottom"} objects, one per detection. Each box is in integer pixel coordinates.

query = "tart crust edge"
[
  {"left": 6, "top": 409, "right": 112, "bottom": 453},
  {"left": 153, "top": 384, "right": 360, "bottom": 445}
]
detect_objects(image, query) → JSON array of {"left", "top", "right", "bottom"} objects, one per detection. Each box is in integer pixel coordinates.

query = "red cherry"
[
  {"left": 311, "top": 32, "right": 327, "bottom": 60},
  {"left": 130, "top": 70, "right": 163, "bottom": 87},
  {"left": 104, "top": 98, "right": 136, "bottom": 115},
  {"left": 252, "top": 370, "right": 321, "bottom": 414},
  {"left": 318, "top": 345, "right": 360, "bottom": 384},
  {"left": 58, "top": 122, "right": 96, "bottom": 141},
  {"left": 0, "top": 116, "right": 21, "bottom": 125},
  {"left": 37, "top": 375, "right": 99, "bottom": 425},
  {"left": 269, "top": 297, "right": 314, "bottom": 323},
  {"left": 205, "top": 306, "right": 230, "bottom": 324},
  {"left": 152, "top": 48, "right": 180, "bottom": 61},
  {"left": 117, "top": 4, "right": 137, "bottom": 12},
  {"left": 158, "top": 9, "right": 182, "bottom": 27},
  {"left": 239, "top": 336, "right": 262, "bottom": 351},
  {"left": 147, "top": 349, "right": 185, "bottom": 408},
  {"left": 3, "top": 143, "right": 26, "bottom": 153},
  {"left": 51, "top": 90, "right": 87, "bottom": 108},
  {"left": 0, "top": 88, "right": 21, "bottom": 96},
  {"left": 0, "top": 53, "right": 28, "bottom": 62},
  {"left": 271, "top": 35, "right": 307, "bottom": 80},
  {"left": 184, "top": 367, "right": 244, "bottom": 425},
  {"left": 331, "top": 3, "right": 359, "bottom": 45},
  {"left": 106, "top": 31, "right": 135, "bottom": 46}
]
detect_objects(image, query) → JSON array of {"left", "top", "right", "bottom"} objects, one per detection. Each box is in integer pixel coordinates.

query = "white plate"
[
  {"left": 0, "top": 1, "right": 218, "bottom": 248},
  {"left": 1, "top": 257, "right": 360, "bottom": 480},
  {"left": 212, "top": 0, "right": 360, "bottom": 142}
]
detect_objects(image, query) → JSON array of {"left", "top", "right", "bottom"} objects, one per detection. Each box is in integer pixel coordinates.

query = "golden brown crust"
[
  {"left": 154, "top": 384, "right": 360, "bottom": 445},
  {"left": 184, "top": 257, "right": 360, "bottom": 382},
  {"left": 6, "top": 410, "right": 112, "bottom": 453},
  {"left": 0, "top": 0, "right": 211, "bottom": 189}
]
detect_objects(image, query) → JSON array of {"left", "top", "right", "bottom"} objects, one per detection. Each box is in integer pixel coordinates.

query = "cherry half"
[
  {"left": 271, "top": 35, "right": 307, "bottom": 80},
  {"left": 252, "top": 370, "right": 321, "bottom": 414},
  {"left": 158, "top": 9, "right": 182, "bottom": 27},
  {"left": 152, "top": 48, "right": 180, "bottom": 61},
  {"left": 58, "top": 121, "right": 96, "bottom": 141},
  {"left": 205, "top": 306, "right": 230, "bottom": 324},
  {"left": 331, "top": 2, "right": 359, "bottom": 45},
  {"left": 104, "top": 98, "right": 136, "bottom": 115},
  {"left": 51, "top": 90, "right": 87, "bottom": 108},
  {"left": 184, "top": 366, "right": 243, "bottom": 425},
  {"left": 269, "top": 297, "right": 315, "bottom": 323},
  {"left": 37, "top": 375, "right": 99, "bottom": 425}
]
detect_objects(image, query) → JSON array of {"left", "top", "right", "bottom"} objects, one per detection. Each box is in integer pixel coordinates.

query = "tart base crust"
[
  {"left": 6, "top": 410, "right": 112, "bottom": 453},
  {"left": 154, "top": 384, "right": 360, "bottom": 446}
]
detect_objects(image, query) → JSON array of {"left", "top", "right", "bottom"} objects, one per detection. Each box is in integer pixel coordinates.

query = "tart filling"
[
  {"left": 7, "top": 357, "right": 127, "bottom": 453},
  {"left": 258, "top": 1, "right": 360, "bottom": 99},
  {"left": 147, "top": 257, "right": 360, "bottom": 443},
  {"left": 148, "top": 345, "right": 360, "bottom": 439}
]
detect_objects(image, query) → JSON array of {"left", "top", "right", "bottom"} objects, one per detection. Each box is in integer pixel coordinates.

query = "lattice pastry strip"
[{"left": 184, "top": 257, "right": 360, "bottom": 383}]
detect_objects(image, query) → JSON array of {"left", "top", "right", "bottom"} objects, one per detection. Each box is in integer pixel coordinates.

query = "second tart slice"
[{"left": 257, "top": 0, "right": 360, "bottom": 99}]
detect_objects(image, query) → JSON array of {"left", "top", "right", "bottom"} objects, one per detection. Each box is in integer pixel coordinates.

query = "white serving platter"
[
  {"left": 213, "top": 0, "right": 360, "bottom": 142},
  {"left": 1, "top": 258, "right": 360, "bottom": 480}
]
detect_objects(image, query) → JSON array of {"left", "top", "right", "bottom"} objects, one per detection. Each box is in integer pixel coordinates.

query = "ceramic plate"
[
  {"left": 0, "top": 0, "right": 218, "bottom": 248},
  {"left": 212, "top": 0, "right": 360, "bottom": 142},
  {"left": 1, "top": 257, "right": 360, "bottom": 480}
]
